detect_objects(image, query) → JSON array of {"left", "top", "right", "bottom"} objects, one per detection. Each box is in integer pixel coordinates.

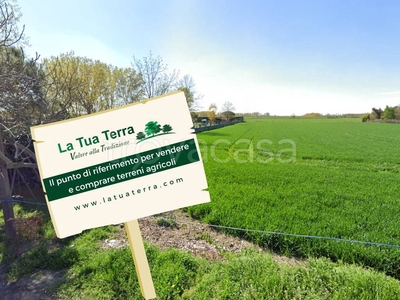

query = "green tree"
[
  {"left": 41, "top": 52, "right": 91, "bottom": 117},
  {"left": 42, "top": 52, "right": 143, "bottom": 117},
  {"left": 114, "top": 67, "right": 144, "bottom": 105},
  {"left": 136, "top": 131, "right": 146, "bottom": 140},
  {"left": 395, "top": 106, "right": 400, "bottom": 120},
  {"left": 178, "top": 87, "right": 194, "bottom": 110},
  {"left": 221, "top": 110, "right": 235, "bottom": 121},
  {"left": 190, "top": 111, "right": 198, "bottom": 121},
  {"left": 372, "top": 107, "right": 383, "bottom": 119},
  {"left": 162, "top": 124, "right": 173, "bottom": 133},
  {"left": 145, "top": 121, "right": 161, "bottom": 136},
  {"left": 382, "top": 105, "right": 395, "bottom": 120},
  {"left": 207, "top": 110, "right": 216, "bottom": 123},
  {"left": 75, "top": 57, "right": 114, "bottom": 114},
  {"left": 361, "top": 114, "right": 370, "bottom": 122}
]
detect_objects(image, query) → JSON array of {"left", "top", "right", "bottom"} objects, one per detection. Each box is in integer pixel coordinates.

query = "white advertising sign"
[{"left": 31, "top": 91, "right": 210, "bottom": 238}]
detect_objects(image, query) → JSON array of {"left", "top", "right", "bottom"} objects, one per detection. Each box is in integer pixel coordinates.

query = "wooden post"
[
  {"left": 0, "top": 130, "right": 16, "bottom": 249},
  {"left": 125, "top": 219, "right": 156, "bottom": 299}
]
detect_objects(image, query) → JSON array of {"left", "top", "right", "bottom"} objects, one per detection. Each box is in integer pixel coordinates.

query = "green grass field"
[
  {"left": 4, "top": 117, "right": 400, "bottom": 298},
  {"left": 189, "top": 118, "right": 400, "bottom": 277}
]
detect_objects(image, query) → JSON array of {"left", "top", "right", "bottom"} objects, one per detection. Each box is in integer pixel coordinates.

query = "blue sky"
[{"left": 16, "top": 0, "right": 400, "bottom": 115}]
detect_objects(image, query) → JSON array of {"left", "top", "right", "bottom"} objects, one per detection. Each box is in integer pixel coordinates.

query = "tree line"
[
  {"left": 362, "top": 106, "right": 400, "bottom": 122},
  {"left": 0, "top": 0, "right": 202, "bottom": 136}
]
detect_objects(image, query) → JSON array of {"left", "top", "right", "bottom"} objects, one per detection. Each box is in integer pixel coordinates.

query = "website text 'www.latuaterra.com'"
[{"left": 73, "top": 177, "right": 184, "bottom": 211}]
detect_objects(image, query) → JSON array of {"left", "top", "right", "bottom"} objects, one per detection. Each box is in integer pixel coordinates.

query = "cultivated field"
[
  {"left": 189, "top": 118, "right": 400, "bottom": 278},
  {"left": 4, "top": 117, "right": 400, "bottom": 299}
]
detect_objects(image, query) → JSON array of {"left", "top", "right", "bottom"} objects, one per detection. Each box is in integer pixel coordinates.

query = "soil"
[
  {"left": 0, "top": 210, "right": 300, "bottom": 299},
  {"left": 103, "top": 210, "right": 263, "bottom": 259}
]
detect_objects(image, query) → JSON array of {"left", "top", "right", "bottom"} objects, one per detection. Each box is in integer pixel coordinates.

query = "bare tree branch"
[
  {"left": 132, "top": 51, "right": 179, "bottom": 99},
  {"left": 0, "top": 46, "right": 45, "bottom": 135},
  {"left": 0, "top": 0, "right": 25, "bottom": 47},
  {"left": 176, "top": 74, "right": 203, "bottom": 111}
]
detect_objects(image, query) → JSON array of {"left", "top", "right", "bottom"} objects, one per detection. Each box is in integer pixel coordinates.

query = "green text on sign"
[{"left": 43, "top": 139, "right": 199, "bottom": 201}]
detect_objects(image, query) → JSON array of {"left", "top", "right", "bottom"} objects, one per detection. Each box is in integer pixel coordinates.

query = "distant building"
[
  {"left": 214, "top": 118, "right": 223, "bottom": 124},
  {"left": 195, "top": 116, "right": 210, "bottom": 123},
  {"left": 231, "top": 116, "right": 244, "bottom": 122}
]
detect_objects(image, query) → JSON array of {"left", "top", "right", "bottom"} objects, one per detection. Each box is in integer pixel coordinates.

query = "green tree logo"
[
  {"left": 162, "top": 124, "right": 173, "bottom": 133},
  {"left": 136, "top": 131, "right": 146, "bottom": 140},
  {"left": 136, "top": 121, "right": 174, "bottom": 143},
  {"left": 145, "top": 121, "right": 161, "bottom": 136}
]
